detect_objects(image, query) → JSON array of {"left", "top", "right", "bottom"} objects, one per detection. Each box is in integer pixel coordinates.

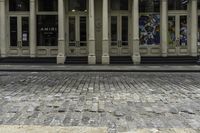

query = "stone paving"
[{"left": 0, "top": 72, "right": 200, "bottom": 133}]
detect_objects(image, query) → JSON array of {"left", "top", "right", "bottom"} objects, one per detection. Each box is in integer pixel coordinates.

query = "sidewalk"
[
  {"left": 0, "top": 64, "right": 200, "bottom": 72},
  {"left": 0, "top": 126, "right": 198, "bottom": 133}
]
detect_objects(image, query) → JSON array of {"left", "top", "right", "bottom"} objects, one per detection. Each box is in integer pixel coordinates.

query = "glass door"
[
  {"left": 68, "top": 15, "right": 88, "bottom": 56},
  {"left": 168, "top": 14, "right": 189, "bottom": 56},
  {"left": 110, "top": 14, "right": 129, "bottom": 56},
  {"left": 9, "top": 16, "right": 29, "bottom": 56}
]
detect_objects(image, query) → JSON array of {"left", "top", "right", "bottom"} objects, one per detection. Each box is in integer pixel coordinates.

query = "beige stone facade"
[{"left": 0, "top": 0, "right": 199, "bottom": 64}]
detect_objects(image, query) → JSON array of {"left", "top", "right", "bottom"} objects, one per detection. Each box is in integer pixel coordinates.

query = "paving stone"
[{"left": 0, "top": 72, "right": 200, "bottom": 132}]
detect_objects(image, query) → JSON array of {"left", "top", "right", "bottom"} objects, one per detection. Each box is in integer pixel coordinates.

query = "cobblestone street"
[{"left": 0, "top": 72, "right": 200, "bottom": 133}]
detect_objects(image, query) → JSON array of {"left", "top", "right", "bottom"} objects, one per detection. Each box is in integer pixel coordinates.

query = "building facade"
[{"left": 0, "top": 0, "right": 199, "bottom": 64}]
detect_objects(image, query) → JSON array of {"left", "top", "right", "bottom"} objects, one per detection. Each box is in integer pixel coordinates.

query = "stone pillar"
[
  {"left": 132, "top": 0, "right": 141, "bottom": 64},
  {"left": 30, "top": 0, "right": 36, "bottom": 57},
  {"left": 88, "top": 0, "right": 96, "bottom": 64},
  {"left": 0, "top": 0, "right": 6, "bottom": 57},
  {"left": 102, "top": 0, "right": 109, "bottom": 64},
  {"left": 161, "top": 0, "right": 168, "bottom": 57},
  {"left": 190, "top": 0, "right": 198, "bottom": 56},
  {"left": 57, "top": 0, "right": 66, "bottom": 64}
]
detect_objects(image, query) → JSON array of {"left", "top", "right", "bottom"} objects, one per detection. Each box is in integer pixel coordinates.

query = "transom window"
[
  {"left": 9, "top": 0, "right": 29, "bottom": 11},
  {"left": 139, "top": 0, "right": 160, "bottom": 13},
  {"left": 68, "top": 0, "right": 87, "bottom": 12},
  {"left": 38, "top": 0, "right": 58, "bottom": 11},
  {"left": 111, "top": 0, "right": 128, "bottom": 10},
  {"left": 168, "top": 0, "right": 187, "bottom": 10}
]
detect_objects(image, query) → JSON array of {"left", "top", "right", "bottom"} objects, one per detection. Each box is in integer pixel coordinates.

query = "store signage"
[{"left": 40, "top": 27, "right": 57, "bottom": 32}]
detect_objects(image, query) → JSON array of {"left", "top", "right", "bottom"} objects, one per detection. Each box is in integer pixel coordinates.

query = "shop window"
[
  {"left": 111, "top": 0, "right": 128, "bottom": 10},
  {"left": 198, "top": 0, "right": 200, "bottom": 10},
  {"left": 139, "top": 15, "right": 160, "bottom": 45},
  {"left": 37, "top": 15, "right": 58, "bottom": 46},
  {"left": 198, "top": 16, "right": 200, "bottom": 46},
  {"left": 68, "top": 0, "right": 87, "bottom": 12},
  {"left": 139, "top": 0, "right": 160, "bottom": 45},
  {"left": 38, "top": 0, "right": 58, "bottom": 11},
  {"left": 168, "top": 0, "right": 187, "bottom": 10},
  {"left": 9, "top": 0, "right": 29, "bottom": 11},
  {"left": 139, "top": 0, "right": 160, "bottom": 13}
]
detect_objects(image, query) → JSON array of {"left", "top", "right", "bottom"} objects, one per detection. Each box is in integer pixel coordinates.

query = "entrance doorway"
[
  {"left": 168, "top": 14, "right": 189, "bottom": 56},
  {"left": 110, "top": 14, "right": 130, "bottom": 56},
  {"left": 67, "top": 15, "right": 88, "bottom": 56},
  {"left": 9, "top": 15, "right": 29, "bottom": 56}
]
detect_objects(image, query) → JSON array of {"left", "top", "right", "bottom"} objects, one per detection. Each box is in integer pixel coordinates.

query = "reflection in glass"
[
  {"left": 38, "top": 0, "right": 58, "bottom": 11},
  {"left": 80, "top": 17, "right": 87, "bottom": 46},
  {"left": 168, "top": 0, "right": 187, "bottom": 10},
  {"left": 111, "top": 16, "right": 118, "bottom": 46},
  {"left": 37, "top": 15, "right": 58, "bottom": 46},
  {"left": 122, "top": 16, "right": 128, "bottom": 46},
  {"left": 139, "top": 14, "right": 160, "bottom": 45},
  {"left": 9, "top": 0, "right": 29, "bottom": 11},
  {"left": 198, "top": 16, "right": 200, "bottom": 45},
  {"left": 168, "top": 16, "right": 176, "bottom": 46},
  {"left": 111, "top": 0, "right": 128, "bottom": 10},
  {"left": 180, "top": 16, "right": 187, "bottom": 46},
  {"left": 22, "top": 17, "right": 29, "bottom": 46},
  {"left": 198, "top": 0, "right": 200, "bottom": 10},
  {"left": 69, "top": 17, "right": 76, "bottom": 46},
  {"left": 10, "top": 17, "right": 18, "bottom": 47},
  {"left": 69, "top": 0, "right": 87, "bottom": 12},
  {"left": 139, "top": 0, "right": 160, "bottom": 12}
]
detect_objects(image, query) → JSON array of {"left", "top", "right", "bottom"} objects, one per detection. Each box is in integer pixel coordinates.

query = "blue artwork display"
[{"left": 139, "top": 14, "right": 160, "bottom": 45}]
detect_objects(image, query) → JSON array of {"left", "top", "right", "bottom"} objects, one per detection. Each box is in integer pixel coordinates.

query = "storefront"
[{"left": 0, "top": 0, "right": 199, "bottom": 64}]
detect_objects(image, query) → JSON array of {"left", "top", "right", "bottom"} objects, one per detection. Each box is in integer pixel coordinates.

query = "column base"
[
  {"left": 102, "top": 55, "right": 110, "bottom": 64},
  {"left": 57, "top": 55, "right": 66, "bottom": 64},
  {"left": 1, "top": 54, "right": 7, "bottom": 58},
  {"left": 88, "top": 55, "right": 96, "bottom": 64},
  {"left": 191, "top": 53, "right": 198, "bottom": 57},
  {"left": 162, "top": 53, "right": 168, "bottom": 57},
  {"left": 132, "top": 54, "right": 141, "bottom": 65},
  {"left": 30, "top": 54, "right": 36, "bottom": 58}
]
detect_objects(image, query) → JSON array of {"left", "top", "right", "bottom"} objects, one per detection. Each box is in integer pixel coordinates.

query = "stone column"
[
  {"left": 161, "top": 0, "right": 168, "bottom": 57},
  {"left": 190, "top": 0, "right": 198, "bottom": 56},
  {"left": 88, "top": 0, "right": 96, "bottom": 64},
  {"left": 132, "top": 0, "right": 141, "bottom": 64},
  {"left": 0, "top": 0, "right": 6, "bottom": 57},
  {"left": 30, "top": 0, "right": 36, "bottom": 57},
  {"left": 57, "top": 0, "right": 66, "bottom": 64},
  {"left": 102, "top": 0, "right": 109, "bottom": 64}
]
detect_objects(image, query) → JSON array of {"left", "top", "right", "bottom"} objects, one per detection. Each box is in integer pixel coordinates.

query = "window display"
[
  {"left": 37, "top": 15, "right": 58, "bottom": 46},
  {"left": 139, "top": 0, "right": 160, "bottom": 45}
]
